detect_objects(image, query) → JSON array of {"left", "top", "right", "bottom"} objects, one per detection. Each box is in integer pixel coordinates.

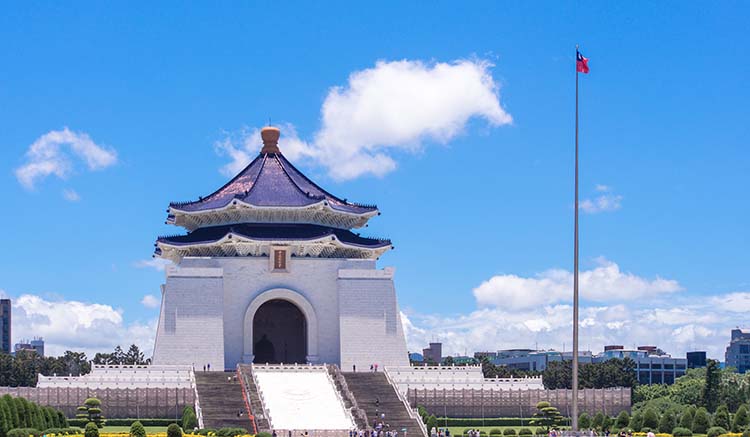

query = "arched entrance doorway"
[{"left": 252, "top": 299, "right": 307, "bottom": 364}]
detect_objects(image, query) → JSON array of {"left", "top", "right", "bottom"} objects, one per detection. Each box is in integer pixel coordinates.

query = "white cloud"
[
  {"left": 580, "top": 184, "right": 622, "bottom": 213},
  {"left": 134, "top": 258, "right": 173, "bottom": 272},
  {"left": 473, "top": 257, "right": 682, "bottom": 309},
  {"left": 15, "top": 128, "right": 117, "bottom": 190},
  {"left": 403, "top": 296, "right": 740, "bottom": 361},
  {"left": 62, "top": 189, "right": 81, "bottom": 202},
  {"left": 217, "top": 58, "right": 512, "bottom": 180},
  {"left": 11, "top": 294, "right": 155, "bottom": 357},
  {"left": 141, "top": 294, "right": 160, "bottom": 309},
  {"left": 710, "top": 292, "right": 750, "bottom": 313}
]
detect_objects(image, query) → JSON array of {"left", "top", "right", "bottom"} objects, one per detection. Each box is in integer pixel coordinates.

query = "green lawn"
[{"left": 98, "top": 426, "right": 169, "bottom": 433}]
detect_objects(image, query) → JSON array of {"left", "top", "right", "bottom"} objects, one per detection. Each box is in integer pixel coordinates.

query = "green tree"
[
  {"left": 714, "top": 404, "right": 731, "bottom": 430},
  {"left": 85, "top": 422, "right": 99, "bottom": 437},
  {"left": 130, "top": 421, "right": 146, "bottom": 437},
  {"left": 592, "top": 412, "right": 605, "bottom": 430},
  {"left": 658, "top": 410, "right": 676, "bottom": 434},
  {"left": 579, "top": 413, "right": 591, "bottom": 429},
  {"left": 0, "top": 401, "right": 8, "bottom": 437},
  {"left": 634, "top": 384, "right": 670, "bottom": 403},
  {"left": 703, "top": 360, "right": 721, "bottom": 412},
  {"left": 680, "top": 406, "right": 696, "bottom": 429},
  {"left": 426, "top": 415, "right": 438, "bottom": 432},
  {"left": 182, "top": 406, "right": 197, "bottom": 430},
  {"left": 629, "top": 411, "right": 644, "bottom": 432},
  {"left": 692, "top": 407, "right": 711, "bottom": 434},
  {"left": 167, "top": 423, "right": 182, "bottom": 437},
  {"left": 732, "top": 404, "right": 749, "bottom": 432},
  {"left": 616, "top": 411, "right": 630, "bottom": 429},
  {"left": 2, "top": 396, "right": 18, "bottom": 429},
  {"left": 643, "top": 408, "right": 660, "bottom": 430},
  {"left": 528, "top": 401, "right": 564, "bottom": 432},
  {"left": 78, "top": 398, "right": 104, "bottom": 427}
]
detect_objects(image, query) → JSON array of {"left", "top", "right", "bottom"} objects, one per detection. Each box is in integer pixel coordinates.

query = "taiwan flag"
[{"left": 576, "top": 50, "right": 590, "bottom": 74}]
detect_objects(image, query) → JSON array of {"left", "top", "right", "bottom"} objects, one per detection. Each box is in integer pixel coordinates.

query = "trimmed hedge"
[
  {"left": 518, "top": 429, "right": 533, "bottom": 436},
  {"left": 503, "top": 430, "right": 516, "bottom": 436},
  {"left": 216, "top": 428, "right": 249, "bottom": 437},
  {"left": 8, "top": 429, "right": 42, "bottom": 437},
  {"left": 167, "top": 423, "right": 182, "bottom": 437},
  {"left": 442, "top": 418, "right": 571, "bottom": 427},
  {"left": 43, "top": 428, "right": 82, "bottom": 435},
  {"left": 69, "top": 418, "right": 180, "bottom": 427},
  {"left": 671, "top": 427, "right": 693, "bottom": 437},
  {"left": 707, "top": 426, "right": 727, "bottom": 437},
  {"left": 130, "top": 421, "right": 147, "bottom": 437},
  {"left": 85, "top": 422, "right": 100, "bottom": 437},
  {"left": 489, "top": 429, "right": 503, "bottom": 435}
]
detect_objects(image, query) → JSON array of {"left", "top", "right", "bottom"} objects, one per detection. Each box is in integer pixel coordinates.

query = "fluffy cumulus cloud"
[
  {"left": 217, "top": 58, "right": 512, "bottom": 180},
  {"left": 580, "top": 184, "right": 623, "bottom": 214},
  {"left": 473, "top": 257, "right": 682, "bottom": 309},
  {"left": 140, "top": 294, "right": 160, "bottom": 309},
  {"left": 11, "top": 294, "right": 155, "bottom": 357},
  {"left": 402, "top": 258, "right": 742, "bottom": 360},
  {"left": 15, "top": 128, "right": 117, "bottom": 190}
]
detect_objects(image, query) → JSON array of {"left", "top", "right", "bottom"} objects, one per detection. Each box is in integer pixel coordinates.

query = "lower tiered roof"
[{"left": 155, "top": 223, "right": 392, "bottom": 262}]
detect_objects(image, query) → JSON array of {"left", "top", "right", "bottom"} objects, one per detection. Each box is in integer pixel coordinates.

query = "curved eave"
[
  {"left": 167, "top": 200, "right": 379, "bottom": 230},
  {"left": 155, "top": 232, "right": 392, "bottom": 262}
]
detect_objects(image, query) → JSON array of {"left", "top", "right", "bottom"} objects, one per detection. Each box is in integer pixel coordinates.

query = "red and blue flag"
[{"left": 576, "top": 51, "right": 589, "bottom": 74}]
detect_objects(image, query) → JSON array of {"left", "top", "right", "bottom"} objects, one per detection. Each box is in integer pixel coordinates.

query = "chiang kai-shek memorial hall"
[{"left": 151, "top": 126, "right": 410, "bottom": 370}]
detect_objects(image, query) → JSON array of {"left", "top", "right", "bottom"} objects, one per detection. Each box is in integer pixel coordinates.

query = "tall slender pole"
[{"left": 571, "top": 45, "right": 581, "bottom": 433}]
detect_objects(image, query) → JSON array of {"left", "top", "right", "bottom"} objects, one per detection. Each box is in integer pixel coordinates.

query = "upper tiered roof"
[
  {"left": 156, "top": 126, "right": 391, "bottom": 261},
  {"left": 167, "top": 127, "right": 379, "bottom": 230}
]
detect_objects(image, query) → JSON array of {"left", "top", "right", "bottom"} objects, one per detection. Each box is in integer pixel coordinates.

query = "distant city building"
[
  {"left": 492, "top": 349, "right": 593, "bottom": 372},
  {"left": 484, "top": 345, "right": 685, "bottom": 384},
  {"left": 14, "top": 337, "right": 44, "bottom": 357},
  {"left": 474, "top": 351, "right": 498, "bottom": 361},
  {"left": 725, "top": 328, "right": 750, "bottom": 373},
  {"left": 422, "top": 342, "right": 442, "bottom": 364},
  {"left": 597, "top": 345, "right": 686, "bottom": 384},
  {"left": 687, "top": 351, "right": 707, "bottom": 369},
  {"left": 0, "top": 299, "right": 10, "bottom": 354}
]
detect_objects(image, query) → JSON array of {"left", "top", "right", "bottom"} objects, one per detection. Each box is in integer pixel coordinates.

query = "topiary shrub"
[
  {"left": 518, "top": 429, "right": 532, "bottom": 436},
  {"left": 672, "top": 426, "right": 693, "bottom": 437},
  {"left": 489, "top": 429, "right": 503, "bottom": 436},
  {"left": 167, "top": 423, "right": 182, "bottom": 437},
  {"left": 503, "top": 429, "right": 516, "bottom": 436},
  {"left": 182, "top": 406, "right": 197, "bottom": 431},
  {"left": 8, "top": 429, "right": 42, "bottom": 437},
  {"left": 130, "top": 421, "right": 146, "bottom": 437},
  {"left": 692, "top": 407, "right": 711, "bottom": 434},
  {"left": 535, "top": 429, "right": 545, "bottom": 435},
  {"left": 733, "top": 404, "right": 750, "bottom": 432},
  {"left": 257, "top": 433, "right": 273, "bottom": 437},
  {"left": 707, "top": 426, "right": 727, "bottom": 437},
  {"left": 216, "top": 429, "right": 248, "bottom": 437},
  {"left": 85, "top": 422, "right": 99, "bottom": 437}
]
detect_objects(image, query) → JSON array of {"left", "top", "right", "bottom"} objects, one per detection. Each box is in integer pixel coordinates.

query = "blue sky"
[{"left": 0, "top": 2, "right": 748, "bottom": 359}]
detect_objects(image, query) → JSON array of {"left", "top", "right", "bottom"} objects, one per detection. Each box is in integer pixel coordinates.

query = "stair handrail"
[
  {"left": 383, "top": 367, "right": 429, "bottom": 437},
  {"left": 190, "top": 364, "right": 204, "bottom": 429},
  {"left": 326, "top": 365, "right": 370, "bottom": 430},
  {"left": 323, "top": 364, "right": 360, "bottom": 430},
  {"left": 250, "top": 364, "right": 274, "bottom": 429},
  {"left": 236, "top": 364, "right": 258, "bottom": 434}
]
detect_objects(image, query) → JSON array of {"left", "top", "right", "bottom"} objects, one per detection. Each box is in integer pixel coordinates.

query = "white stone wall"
[
  {"left": 153, "top": 256, "right": 409, "bottom": 371},
  {"left": 338, "top": 267, "right": 409, "bottom": 371},
  {"left": 152, "top": 267, "right": 226, "bottom": 369}
]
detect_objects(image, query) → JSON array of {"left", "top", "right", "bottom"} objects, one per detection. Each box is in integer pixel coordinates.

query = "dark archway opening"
[{"left": 252, "top": 299, "right": 307, "bottom": 364}]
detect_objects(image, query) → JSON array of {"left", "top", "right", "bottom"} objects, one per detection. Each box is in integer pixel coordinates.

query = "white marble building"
[{"left": 152, "top": 126, "right": 409, "bottom": 371}]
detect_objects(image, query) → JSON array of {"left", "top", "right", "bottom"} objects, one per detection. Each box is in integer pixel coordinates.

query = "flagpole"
[{"left": 572, "top": 44, "right": 580, "bottom": 433}]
